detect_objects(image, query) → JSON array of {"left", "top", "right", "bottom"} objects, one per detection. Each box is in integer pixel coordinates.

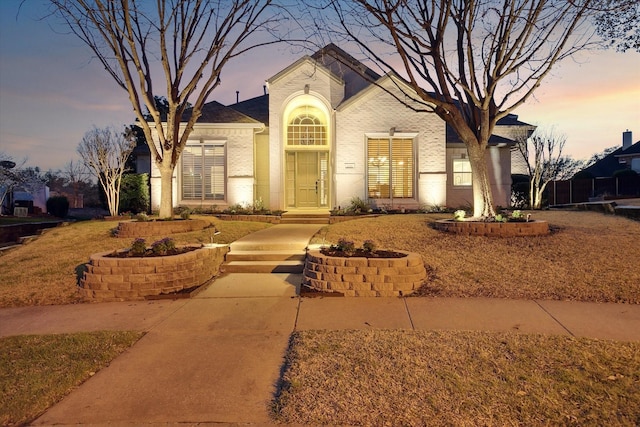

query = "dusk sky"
[{"left": 1, "top": 1, "right": 639, "bottom": 172}]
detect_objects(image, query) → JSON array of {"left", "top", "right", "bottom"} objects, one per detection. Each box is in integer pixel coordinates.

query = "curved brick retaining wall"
[
  {"left": 433, "top": 219, "right": 549, "bottom": 237},
  {"left": 303, "top": 249, "right": 426, "bottom": 297},
  {"left": 79, "top": 245, "right": 228, "bottom": 302},
  {"left": 116, "top": 219, "right": 209, "bottom": 238}
]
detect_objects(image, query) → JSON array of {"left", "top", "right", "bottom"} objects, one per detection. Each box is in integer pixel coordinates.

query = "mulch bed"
[
  {"left": 319, "top": 249, "right": 406, "bottom": 258},
  {"left": 105, "top": 247, "right": 198, "bottom": 258}
]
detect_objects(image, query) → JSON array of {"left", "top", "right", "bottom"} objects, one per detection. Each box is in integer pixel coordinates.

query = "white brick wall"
[
  {"left": 149, "top": 124, "right": 257, "bottom": 210},
  {"left": 148, "top": 56, "right": 523, "bottom": 212},
  {"left": 335, "top": 77, "right": 446, "bottom": 208},
  {"left": 267, "top": 59, "right": 343, "bottom": 209}
]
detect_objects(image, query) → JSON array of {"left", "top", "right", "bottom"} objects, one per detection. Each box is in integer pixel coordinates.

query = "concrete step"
[
  {"left": 223, "top": 260, "right": 304, "bottom": 274},
  {"left": 0, "top": 243, "right": 20, "bottom": 253},
  {"left": 17, "top": 235, "right": 39, "bottom": 244},
  {"left": 225, "top": 250, "right": 306, "bottom": 262},
  {"left": 279, "top": 217, "right": 330, "bottom": 224},
  {"left": 230, "top": 241, "right": 309, "bottom": 251},
  {"left": 279, "top": 213, "right": 331, "bottom": 225}
]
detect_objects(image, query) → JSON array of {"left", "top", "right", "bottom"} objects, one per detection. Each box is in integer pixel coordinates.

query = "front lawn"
[
  {"left": 311, "top": 210, "right": 640, "bottom": 303},
  {"left": 0, "top": 216, "right": 270, "bottom": 307},
  {"left": 274, "top": 330, "right": 640, "bottom": 425},
  {"left": 0, "top": 331, "right": 143, "bottom": 426}
]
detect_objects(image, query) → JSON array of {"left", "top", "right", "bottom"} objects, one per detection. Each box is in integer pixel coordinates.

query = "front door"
[
  {"left": 286, "top": 151, "right": 329, "bottom": 208},
  {"left": 297, "top": 152, "right": 318, "bottom": 207}
]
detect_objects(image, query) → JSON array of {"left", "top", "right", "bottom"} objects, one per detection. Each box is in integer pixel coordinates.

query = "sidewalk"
[
  {"left": 1, "top": 275, "right": 638, "bottom": 425},
  {"left": 1, "top": 223, "right": 638, "bottom": 424}
]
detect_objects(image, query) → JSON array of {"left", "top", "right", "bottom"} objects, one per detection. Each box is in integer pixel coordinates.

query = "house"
[
  {"left": 580, "top": 130, "right": 640, "bottom": 178},
  {"left": 147, "top": 44, "right": 534, "bottom": 212}
]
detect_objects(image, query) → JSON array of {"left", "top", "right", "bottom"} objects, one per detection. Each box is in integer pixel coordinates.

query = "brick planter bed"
[
  {"left": 116, "top": 218, "right": 209, "bottom": 238},
  {"left": 303, "top": 249, "right": 426, "bottom": 297},
  {"left": 433, "top": 219, "right": 549, "bottom": 237},
  {"left": 79, "top": 245, "right": 228, "bottom": 302}
]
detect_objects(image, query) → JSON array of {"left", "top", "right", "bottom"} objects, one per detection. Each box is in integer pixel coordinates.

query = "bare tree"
[
  {"left": 312, "top": 0, "right": 612, "bottom": 218},
  {"left": 516, "top": 128, "right": 582, "bottom": 209},
  {"left": 583, "top": 145, "right": 619, "bottom": 168},
  {"left": 593, "top": 0, "right": 640, "bottom": 52},
  {"left": 78, "top": 126, "right": 136, "bottom": 216},
  {"left": 48, "top": 0, "right": 284, "bottom": 218},
  {"left": 0, "top": 153, "right": 46, "bottom": 215},
  {"left": 62, "top": 160, "right": 91, "bottom": 208}
]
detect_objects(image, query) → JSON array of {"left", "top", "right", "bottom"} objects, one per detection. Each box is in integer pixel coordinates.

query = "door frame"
[{"left": 284, "top": 149, "right": 330, "bottom": 210}]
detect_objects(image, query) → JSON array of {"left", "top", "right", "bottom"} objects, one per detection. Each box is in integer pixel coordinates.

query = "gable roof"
[
  {"left": 267, "top": 55, "right": 343, "bottom": 88},
  {"left": 496, "top": 114, "right": 532, "bottom": 127},
  {"left": 445, "top": 123, "right": 517, "bottom": 146},
  {"left": 336, "top": 71, "right": 435, "bottom": 112},
  {"left": 582, "top": 140, "right": 640, "bottom": 178},
  {"left": 230, "top": 95, "right": 269, "bottom": 124},
  {"left": 311, "top": 43, "right": 380, "bottom": 101},
  {"left": 616, "top": 140, "right": 640, "bottom": 157},
  {"left": 174, "top": 45, "right": 534, "bottom": 144},
  {"left": 182, "top": 100, "right": 261, "bottom": 124}
]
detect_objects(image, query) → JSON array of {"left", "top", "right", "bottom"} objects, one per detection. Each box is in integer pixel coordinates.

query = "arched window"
[{"left": 287, "top": 106, "right": 327, "bottom": 146}]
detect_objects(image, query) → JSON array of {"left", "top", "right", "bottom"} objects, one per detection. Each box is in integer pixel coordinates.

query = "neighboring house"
[
  {"left": 147, "top": 44, "right": 534, "bottom": 212},
  {"left": 581, "top": 130, "right": 640, "bottom": 178}
]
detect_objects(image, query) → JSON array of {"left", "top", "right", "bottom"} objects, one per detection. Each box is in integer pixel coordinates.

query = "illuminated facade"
[{"left": 149, "top": 45, "right": 533, "bottom": 211}]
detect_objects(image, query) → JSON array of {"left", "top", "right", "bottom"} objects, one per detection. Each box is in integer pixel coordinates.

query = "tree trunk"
[
  {"left": 466, "top": 142, "right": 496, "bottom": 218},
  {"left": 157, "top": 163, "right": 174, "bottom": 219},
  {"left": 529, "top": 184, "right": 536, "bottom": 210},
  {"left": 533, "top": 181, "right": 550, "bottom": 210}
]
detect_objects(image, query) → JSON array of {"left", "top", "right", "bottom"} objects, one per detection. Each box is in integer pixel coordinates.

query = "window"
[
  {"left": 367, "top": 138, "right": 414, "bottom": 198},
  {"left": 453, "top": 159, "right": 472, "bottom": 186},
  {"left": 287, "top": 106, "right": 327, "bottom": 146},
  {"left": 181, "top": 143, "right": 225, "bottom": 201}
]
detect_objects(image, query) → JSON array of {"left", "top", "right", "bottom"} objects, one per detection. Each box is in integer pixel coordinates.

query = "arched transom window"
[{"left": 287, "top": 106, "right": 327, "bottom": 146}]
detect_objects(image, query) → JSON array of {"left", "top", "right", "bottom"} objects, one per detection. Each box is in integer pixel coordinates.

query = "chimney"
[
  {"left": 236, "top": 91, "right": 239, "bottom": 104},
  {"left": 623, "top": 130, "right": 632, "bottom": 150},
  {"left": 263, "top": 85, "right": 267, "bottom": 95}
]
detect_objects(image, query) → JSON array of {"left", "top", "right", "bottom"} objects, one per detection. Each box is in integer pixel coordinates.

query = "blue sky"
[{"left": 1, "top": 0, "right": 639, "bottom": 171}]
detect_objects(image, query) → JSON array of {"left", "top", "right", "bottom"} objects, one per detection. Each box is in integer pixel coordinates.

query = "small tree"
[
  {"left": 0, "top": 153, "right": 46, "bottom": 215},
  {"left": 1, "top": 153, "right": 22, "bottom": 214},
  {"left": 49, "top": 0, "right": 286, "bottom": 218},
  {"left": 62, "top": 160, "right": 91, "bottom": 208},
  {"left": 583, "top": 145, "right": 619, "bottom": 169},
  {"left": 78, "top": 126, "right": 136, "bottom": 216},
  {"left": 516, "top": 128, "right": 582, "bottom": 209}
]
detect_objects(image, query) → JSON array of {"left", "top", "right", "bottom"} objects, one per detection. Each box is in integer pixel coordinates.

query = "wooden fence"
[{"left": 546, "top": 176, "right": 640, "bottom": 205}]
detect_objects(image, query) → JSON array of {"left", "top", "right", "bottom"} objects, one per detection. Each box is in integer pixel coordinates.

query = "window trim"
[
  {"left": 453, "top": 158, "right": 473, "bottom": 187},
  {"left": 366, "top": 134, "right": 417, "bottom": 200},
  {"left": 286, "top": 106, "right": 328, "bottom": 146},
  {"left": 179, "top": 140, "right": 227, "bottom": 203}
]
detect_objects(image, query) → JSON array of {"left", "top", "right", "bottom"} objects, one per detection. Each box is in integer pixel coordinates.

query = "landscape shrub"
[
  {"left": 119, "top": 173, "right": 149, "bottom": 214},
  {"left": 511, "top": 174, "right": 530, "bottom": 208},
  {"left": 151, "top": 237, "right": 176, "bottom": 255},
  {"left": 612, "top": 168, "right": 638, "bottom": 178},
  {"left": 46, "top": 196, "right": 69, "bottom": 218},
  {"left": 129, "top": 238, "right": 147, "bottom": 256}
]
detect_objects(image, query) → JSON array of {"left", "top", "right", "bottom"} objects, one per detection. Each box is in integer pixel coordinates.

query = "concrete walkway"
[{"left": 0, "top": 224, "right": 638, "bottom": 425}]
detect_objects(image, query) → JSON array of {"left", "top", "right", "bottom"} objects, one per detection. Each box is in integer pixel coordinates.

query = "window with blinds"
[
  {"left": 181, "top": 143, "right": 225, "bottom": 201},
  {"left": 367, "top": 138, "right": 414, "bottom": 199},
  {"left": 453, "top": 158, "right": 472, "bottom": 186},
  {"left": 287, "top": 106, "right": 327, "bottom": 146}
]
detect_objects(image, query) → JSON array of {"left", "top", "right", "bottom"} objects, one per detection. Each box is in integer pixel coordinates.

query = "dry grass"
[
  {"left": 311, "top": 211, "right": 640, "bottom": 303},
  {"left": 0, "top": 331, "right": 143, "bottom": 426},
  {"left": 0, "top": 216, "right": 269, "bottom": 308},
  {"left": 274, "top": 330, "right": 640, "bottom": 425}
]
